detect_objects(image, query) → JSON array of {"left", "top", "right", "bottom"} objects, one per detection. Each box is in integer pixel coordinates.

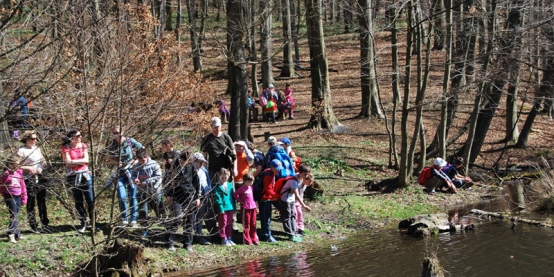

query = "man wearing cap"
[
  {"left": 200, "top": 117, "right": 237, "bottom": 181},
  {"left": 426, "top": 158, "right": 457, "bottom": 194},
  {"left": 265, "top": 136, "right": 295, "bottom": 179}
]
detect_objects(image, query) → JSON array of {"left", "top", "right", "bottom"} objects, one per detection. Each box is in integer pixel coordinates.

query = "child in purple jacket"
[
  {"left": 233, "top": 173, "right": 259, "bottom": 245},
  {"left": 0, "top": 156, "right": 28, "bottom": 243}
]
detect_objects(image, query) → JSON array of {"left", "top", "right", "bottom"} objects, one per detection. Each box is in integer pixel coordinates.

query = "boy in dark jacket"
[{"left": 165, "top": 150, "right": 202, "bottom": 252}]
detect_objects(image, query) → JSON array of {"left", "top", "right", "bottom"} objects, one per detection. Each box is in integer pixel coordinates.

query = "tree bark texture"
[
  {"left": 280, "top": 0, "right": 295, "bottom": 77},
  {"left": 227, "top": 0, "right": 248, "bottom": 140},
  {"left": 260, "top": 0, "right": 274, "bottom": 88},
  {"left": 305, "top": 0, "right": 339, "bottom": 130}
]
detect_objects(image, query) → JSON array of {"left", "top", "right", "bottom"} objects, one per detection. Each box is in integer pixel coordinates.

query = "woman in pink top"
[
  {"left": 0, "top": 155, "right": 27, "bottom": 243},
  {"left": 232, "top": 173, "right": 259, "bottom": 245},
  {"left": 61, "top": 129, "right": 94, "bottom": 233}
]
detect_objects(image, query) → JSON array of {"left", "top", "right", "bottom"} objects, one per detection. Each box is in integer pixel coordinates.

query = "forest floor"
[{"left": 1, "top": 20, "right": 554, "bottom": 276}]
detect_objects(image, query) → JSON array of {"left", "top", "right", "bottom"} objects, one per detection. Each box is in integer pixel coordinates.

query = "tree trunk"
[
  {"left": 260, "top": 0, "right": 274, "bottom": 88},
  {"left": 389, "top": 3, "right": 400, "bottom": 169},
  {"left": 166, "top": 0, "right": 173, "bottom": 31},
  {"left": 431, "top": 0, "right": 445, "bottom": 50},
  {"left": 248, "top": 0, "right": 260, "bottom": 96},
  {"left": 227, "top": 0, "right": 248, "bottom": 140},
  {"left": 305, "top": 0, "right": 340, "bottom": 130},
  {"left": 199, "top": 0, "right": 208, "bottom": 51},
  {"left": 343, "top": 0, "right": 353, "bottom": 33},
  {"left": 398, "top": 1, "right": 414, "bottom": 187},
  {"left": 280, "top": 0, "right": 295, "bottom": 77},
  {"left": 358, "top": 0, "right": 384, "bottom": 118},
  {"left": 187, "top": 0, "right": 203, "bottom": 71},
  {"left": 437, "top": 0, "right": 452, "bottom": 158}
]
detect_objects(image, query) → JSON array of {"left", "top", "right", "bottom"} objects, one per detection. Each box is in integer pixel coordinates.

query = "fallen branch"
[{"left": 470, "top": 209, "right": 554, "bottom": 228}]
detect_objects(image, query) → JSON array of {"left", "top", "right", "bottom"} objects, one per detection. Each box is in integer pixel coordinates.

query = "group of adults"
[{"left": 11, "top": 115, "right": 299, "bottom": 248}]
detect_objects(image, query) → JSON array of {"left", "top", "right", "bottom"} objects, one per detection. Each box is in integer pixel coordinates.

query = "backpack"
[
  {"left": 418, "top": 167, "right": 433, "bottom": 185},
  {"left": 289, "top": 150, "right": 302, "bottom": 172},
  {"left": 274, "top": 175, "right": 298, "bottom": 198},
  {"left": 253, "top": 169, "right": 273, "bottom": 201},
  {"left": 266, "top": 147, "right": 294, "bottom": 178}
]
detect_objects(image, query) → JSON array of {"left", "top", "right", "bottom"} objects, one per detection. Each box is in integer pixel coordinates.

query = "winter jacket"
[
  {"left": 0, "top": 169, "right": 27, "bottom": 204},
  {"left": 131, "top": 158, "right": 162, "bottom": 191},
  {"left": 107, "top": 137, "right": 143, "bottom": 164},
  {"left": 165, "top": 164, "right": 201, "bottom": 204}
]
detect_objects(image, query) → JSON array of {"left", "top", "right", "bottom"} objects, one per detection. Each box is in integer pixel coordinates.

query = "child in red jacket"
[{"left": 0, "top": 155, "right": 27, "bottom": 243}]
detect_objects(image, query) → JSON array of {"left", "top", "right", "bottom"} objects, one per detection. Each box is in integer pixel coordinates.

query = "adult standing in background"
[
  {"left": 61, "top": 129, "right": 94, "bottom": 233},
  {"left": 105, "top": 126, "right": 144, "bottom": 227},
  {"left": 17, "top": 130, "right": 50, "bottom": 233},
  {"left": 200, "top": 117, "right": 237, "bottom": 181}
]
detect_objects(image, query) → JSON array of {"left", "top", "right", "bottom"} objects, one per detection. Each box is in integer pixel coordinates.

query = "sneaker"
[
  {"left": 291, "top": 235, "right": 302, "bottom": 243},
  {"left": 16, "top": 235, "right": 25, "bottom": 241},
  {"left": 130, "top": 221, "right": 138, "bottom": 228},
  {"left": 168, "top": 246, "right": 177, "bottom": 252},
  {"left": 221, "top": 239, "right": 232, "bottom": 247},
  {"left": 8, "top": 234, "right": 17, "bottom": 244},
  {"left": 184, "top": 245, "right": 194, "bottom": 252},
  {"left": 197, "top": 238, "right": 212, "bottom": 245},
  {"left": 228, "top": 240, "right": 236, "bottom": 246},
  {"left": 266, "top": 237, "right": 278, "bottom": 243},
  {"left": 122, "top": 220, "right": 129, "bottom": 226},
  {"left": 297, "top": 230, "right": 305, "bottom": 236},
  {"left": 78, "top": 226, "right": 87, "bottom": 234}
]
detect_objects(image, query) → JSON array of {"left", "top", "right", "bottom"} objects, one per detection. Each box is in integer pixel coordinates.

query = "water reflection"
[{"left": 185, "top": 190, "right": 554, "bottom": 277}]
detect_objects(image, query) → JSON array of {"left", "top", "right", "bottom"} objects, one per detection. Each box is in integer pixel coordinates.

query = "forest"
[{"left": 0, "top": 0, "right": 553, "bottom": 275}]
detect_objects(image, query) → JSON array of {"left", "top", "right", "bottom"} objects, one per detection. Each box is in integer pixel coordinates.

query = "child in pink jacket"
[
  {"left": 0, "top": 156, "right": 27, "bottom": 243},
  {"left": 233, "top": 173, "right": 259, "bottom": 245}
]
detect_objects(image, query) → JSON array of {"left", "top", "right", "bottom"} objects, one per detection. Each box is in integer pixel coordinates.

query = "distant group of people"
[
  {"left": 419, "top": 157, "right": 473, "bottom": 194},
  {"left": 1, "top": 116, "right": 315, "bottom": 252},
  {"left": 217, "top": 83, "right": 296, "bottom": 124}
]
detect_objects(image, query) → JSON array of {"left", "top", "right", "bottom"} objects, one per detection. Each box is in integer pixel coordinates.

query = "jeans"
[
  {"left": 452, "top": 179, "right": 464, "bottom": 188},
  {"left": 259, "top": 200, "right": 279, "bottom": 241},
  {"left": 26, "top": 182, "right": 49, "bottom": 230},
  {"left": 137, "top": 187, "right": 163, "bottom": 224},
  {"left": 4, "top": 195, "right": 22, "bottom": 238},
  {"left": 116, "top": 172, "right": 137, "bottom": 222},
  {"left": 167, "top": 201, "right": 196, "bottom": 247},
  {"left": 69, "top": 175, "right": 94, "bottom": 228}
]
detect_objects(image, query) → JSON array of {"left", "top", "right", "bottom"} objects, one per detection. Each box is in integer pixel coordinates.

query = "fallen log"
[{"left": 470, "top": 209, "right": 554, "bottom": 228}]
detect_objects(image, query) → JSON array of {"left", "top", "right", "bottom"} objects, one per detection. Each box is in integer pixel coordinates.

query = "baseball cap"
[
  {"left": 193, "top": 152, "right": 207, "bottom": 163},
  {"left": 270, "top": 159, "right": 284, "bottom": 171},
  {"left": 280, "top": 137, "right": 291, "bottom": 146},
  {"left": 268, "top": 136, "right": 277, "bottom": 145},
  {"left": 433, "top": 158, "right": 447, "bottom": 167},
  {"left": 269, "top": 84, "right": 274, "bottom": 88},
  {"left": 211, "top": 117, "right": 222, "bottom": 127},
  {"left": 234, "top": 141, "right": 247, "bottom": 148}
]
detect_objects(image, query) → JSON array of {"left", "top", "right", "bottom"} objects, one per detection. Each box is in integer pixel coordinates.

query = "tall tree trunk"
[
  {"left": 343, "top": 0, "right": 353, "bottom": 33},
  {"left": 248, "top": 0, "right": 260, "bottom": 96},
  {"left": 294, "top": 0, "right": 301, "bottom": 66},
  {"left": 398, "top": 1, "right": 414, "bottom": 187},
  {"left": 431, "top": 0, "right": 446, "bottom": 50},
  {"left": 504, "top": 0, "right": 525, "bottom": 143},
  {"left": 260, "top": 0, "right": 274, "bottom": 88},
  {"left": 227, "top": 0, "right": 248, "bottom": 140},
  {"left": 166, "top": 0, "right": 173, "bottom": 31},
  {"left": 389, "top": 2, "right": 400, "bottom": 169},
  {"left": 358, "top": 0, "right": 384, "bottom": 118},
  {"left": 280, "top": 0, "right": 295, "bottom": 77},
  {"left": 199, "top": 0, "right": 208, "bottom": 51},
  {"left": 187, "top": 0, "right": 203, "bottom": 71},
  {"left": 437, "top": 0, "right": 452, "bottom": 157},
  {"left": 305, "top": 0, "right": 340, "bottom": 130}
]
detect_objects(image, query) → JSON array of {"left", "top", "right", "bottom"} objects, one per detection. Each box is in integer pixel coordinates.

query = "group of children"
[
  {"left": 250, "top": 83, "right": 295, "bottom": 123},
  {"left": 419, "top": 157, "right": 473, "bottom": 194},
  {"left": 0, "top": 127, "right": 315, "bottom": 251}
]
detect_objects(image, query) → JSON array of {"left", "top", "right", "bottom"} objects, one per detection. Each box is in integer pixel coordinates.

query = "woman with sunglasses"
[
  {"left": 61, "top": 129, "right": 94, "bottom": 233},
  {"left": 17, "top": 130, "right": 50, "bottom": 233}
]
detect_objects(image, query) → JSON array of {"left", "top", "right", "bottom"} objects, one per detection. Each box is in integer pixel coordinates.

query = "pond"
[{"left": 179, "top": 188, "right": 554, "bottom": 276}]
